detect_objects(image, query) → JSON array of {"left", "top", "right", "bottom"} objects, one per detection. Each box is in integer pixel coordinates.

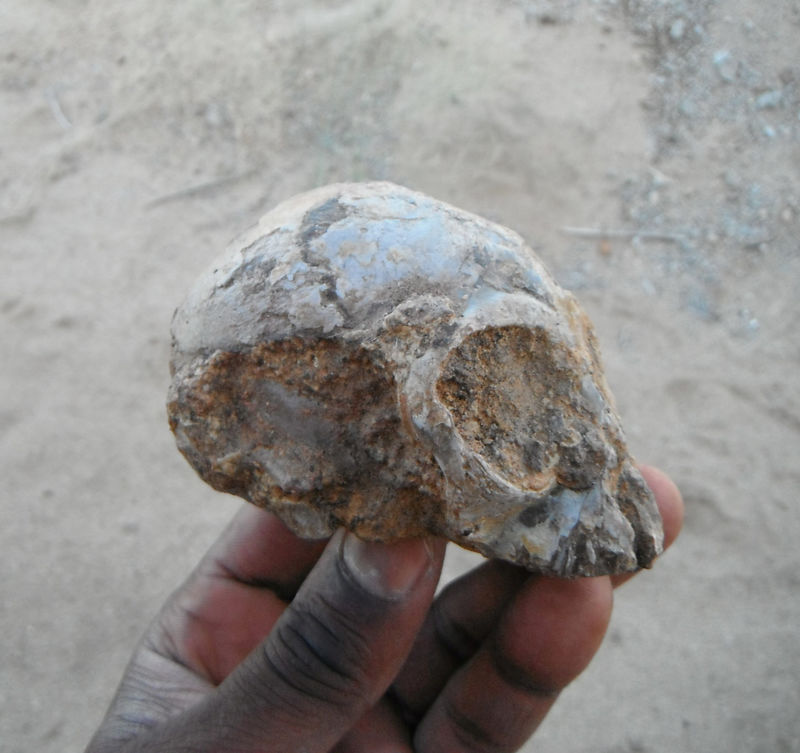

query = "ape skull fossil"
[{"left": 168, "top": 182, "right": 663, "bottom": 576}]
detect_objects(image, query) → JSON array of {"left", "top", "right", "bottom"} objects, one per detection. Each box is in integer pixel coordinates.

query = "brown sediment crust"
[
  {"left": 168, "top": 337, "right": 446, "bottom": 538},
  {"left": 437, "top": 325, "right": 621, "bottom": 494}
]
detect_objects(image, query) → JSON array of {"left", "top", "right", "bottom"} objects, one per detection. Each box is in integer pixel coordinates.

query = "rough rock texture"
[{"left": 168, "top": 182, "right": 663, "bottom": 576}]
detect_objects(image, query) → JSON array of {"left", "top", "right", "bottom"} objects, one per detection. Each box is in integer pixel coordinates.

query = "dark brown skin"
[{"left": 85, "top": 465, "right": 682, "bottom": 753}]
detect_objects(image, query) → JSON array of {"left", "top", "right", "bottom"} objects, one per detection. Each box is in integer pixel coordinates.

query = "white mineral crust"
[{"left": 168, "top": 182, "right": 663, "bottom": 576}]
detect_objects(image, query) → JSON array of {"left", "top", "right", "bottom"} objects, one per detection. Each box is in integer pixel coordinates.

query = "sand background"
[{"left": 2, "top": 1, "right": 799, "bottom": 751}]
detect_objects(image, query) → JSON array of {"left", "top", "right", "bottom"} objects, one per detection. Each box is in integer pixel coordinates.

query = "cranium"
[{"left": 168, "top": 182, "right": 663, "bottom": 576}]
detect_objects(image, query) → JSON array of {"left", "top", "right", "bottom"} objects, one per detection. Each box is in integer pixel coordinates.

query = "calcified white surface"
[
  {"left": 173, "top": 184, "right": 558, "bottom": 354},
  {"left": 170, "top": 182, "right": 662, "bottom": 575}
]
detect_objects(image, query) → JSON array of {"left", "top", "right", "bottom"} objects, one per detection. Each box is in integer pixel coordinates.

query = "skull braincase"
[{"left": 168, "top": 182, "right": 663, "bottom": 577}]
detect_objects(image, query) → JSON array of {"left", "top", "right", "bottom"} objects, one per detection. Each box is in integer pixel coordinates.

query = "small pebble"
[
  {"left": 669, "top": 18, "right": 686, "bottom": 40},
  {"left": 755, "top": 90, "right": 783, "bottom": 109},
  {"left": 713, "top": 50, "right": 737, "bottom": 82},
  {"left": 736, "top": 309, "right": 760, "bottom": 337}
]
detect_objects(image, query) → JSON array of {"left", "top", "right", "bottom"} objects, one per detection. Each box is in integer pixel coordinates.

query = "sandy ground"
[{"left": 2, "top": 1, "right": 799, "bottom": 751}]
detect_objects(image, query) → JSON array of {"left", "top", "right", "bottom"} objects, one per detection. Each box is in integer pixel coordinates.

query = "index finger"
[{"left": 201, "top": 502, "right": 329, "bottom": 600}]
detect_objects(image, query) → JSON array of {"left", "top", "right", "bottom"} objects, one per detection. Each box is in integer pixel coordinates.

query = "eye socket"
[
  {"left": 436, "top": 325, "right": 610, "bottom": 493},
  {"left": 170, "top": 338, "right": 400, "bottom": 494}
]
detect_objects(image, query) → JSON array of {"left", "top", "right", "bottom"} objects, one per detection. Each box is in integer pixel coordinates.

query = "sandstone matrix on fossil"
[{"left": 167, "top": 182, "right": 663, "bottom": 577}]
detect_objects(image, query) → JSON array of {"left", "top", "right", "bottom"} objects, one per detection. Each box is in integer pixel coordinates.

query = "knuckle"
[
  {"left": 431, "top": 596, "right": 484, "bottom": 663},
  {"left": 263, "top": 592, "right": 374, "bottom": 709},
  {"left": 489, "top": 634, "right": 562, "bottom": 698},
  {"left": 488, "top": 635, "right": 566, "bottom": 699},
  {"left": 442, "top": 695, "right": 509, "bottom": 753}
]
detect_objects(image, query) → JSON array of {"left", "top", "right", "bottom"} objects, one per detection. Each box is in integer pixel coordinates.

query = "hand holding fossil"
[{"left": 85, "top": 468, "right": 683, "bottom": 753}]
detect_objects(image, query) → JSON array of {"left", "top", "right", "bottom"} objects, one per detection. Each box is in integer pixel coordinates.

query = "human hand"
[{"left": 85, "top": 465, "right": 682, "bottom": 753}]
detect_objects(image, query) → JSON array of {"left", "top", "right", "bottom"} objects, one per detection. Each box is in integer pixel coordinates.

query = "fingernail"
[{"left": 341, "top": 533, "right": 433, "bottom": 599}]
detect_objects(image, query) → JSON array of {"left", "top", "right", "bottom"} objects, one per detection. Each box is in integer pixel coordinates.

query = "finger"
[
  {"left": 332, "top": 699, "right": 413, "bottom": 753},
  {"left": 89, "top": 510, "right": 339, "bottom": 744},
  {"left": 391, "top": 559, "right": 528, "bottom": 723},
  {"left": 414, "top": 575, "right": 613, "bottom": 753},
  {"left": 160, "top": 566, "right": 291, "bottom": 684},
  {"left": 392, "top": 464, "right": 683, "bottom": 717},
  {"left": 612, "top": 465, "right": 684, "bottom": 587},
  {"left": 203, "top": 502, "right": 329, "bottom": 600},
  {"left": 159, "top": 531, "right": 446, "bottom": 753},
  {"left": 152, "top": 505, "right": 329, "bottom": 683}
]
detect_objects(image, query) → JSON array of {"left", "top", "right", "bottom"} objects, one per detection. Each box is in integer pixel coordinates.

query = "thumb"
[{"left": 161, "top": 529, "right": 445, "bottom": 753}]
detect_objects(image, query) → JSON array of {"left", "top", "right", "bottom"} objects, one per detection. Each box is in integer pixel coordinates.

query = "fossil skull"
[{"left": 168, "top": 182, "right": 663, "bottom": 576}]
